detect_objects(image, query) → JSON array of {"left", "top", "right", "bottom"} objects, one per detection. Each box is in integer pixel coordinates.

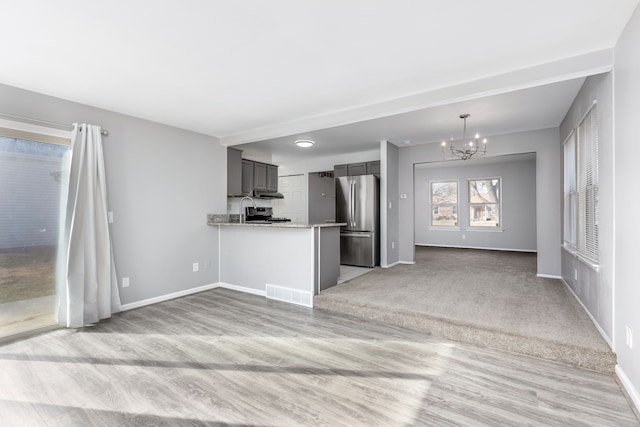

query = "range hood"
[{"left": 253, "top": 190, "right": 284, "bottom": 199}]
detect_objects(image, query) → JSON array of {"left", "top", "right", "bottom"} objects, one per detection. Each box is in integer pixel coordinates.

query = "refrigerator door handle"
[
  {"left": 348, "top": 179, "right": 353, "bottom": 227},
  {"left": 341, "top": 232, "right": 371, "bottom": 238},
  {"left": 352, "top": 179, "right": 356, "bottom": 228},
  {"left": 349, "top": 179, "right": 353, "bottom": 227}
]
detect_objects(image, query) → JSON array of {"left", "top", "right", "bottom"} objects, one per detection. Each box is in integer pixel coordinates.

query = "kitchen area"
[{"left": 207, "top": 148, "right": 381, "bottom": 307}]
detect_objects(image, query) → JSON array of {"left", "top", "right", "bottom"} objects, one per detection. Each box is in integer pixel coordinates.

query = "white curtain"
[{"left": 58, "top": 123, "right": 120, "bottom": 327}]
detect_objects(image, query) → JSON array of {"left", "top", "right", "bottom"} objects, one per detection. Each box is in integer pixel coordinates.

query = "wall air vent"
[{"left": 266, "top": 284, "right": 312, "bottom": 308}]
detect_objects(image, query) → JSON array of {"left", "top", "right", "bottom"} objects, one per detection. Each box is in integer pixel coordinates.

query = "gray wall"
[
  {"left": 614, "top": 3, "right": 640, "bottom": 402},
  {"left": 308, "top": 172, "right": 335, "bottom": 224},
  {"left": 559, "top": 73, "right": 613, "bottom": 342},
  {"left": 382, "top": 141, "right": 400, "bottom": 266},
  {"left": 414, "top": 156, "right": 536, "bottom": 252},
  {"left": 398, "top": 127, "right": 561, "bottom": 276},
  {"left": 0, "top": 83, "right": 226, "bottom": 305}
]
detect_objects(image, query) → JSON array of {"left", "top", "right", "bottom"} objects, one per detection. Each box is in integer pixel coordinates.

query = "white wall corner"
[{"left": 380, "top": 139, "right": 388, "bottom": 268}]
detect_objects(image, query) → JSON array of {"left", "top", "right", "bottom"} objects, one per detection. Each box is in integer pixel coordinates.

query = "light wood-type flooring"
[{"left": 1, "top": 288, "right": 637, "bottom": 426}]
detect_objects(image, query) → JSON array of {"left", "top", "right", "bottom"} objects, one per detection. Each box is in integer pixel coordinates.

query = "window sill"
[
  {"left": 429, "top": 226, "right": 462, "bottom": 231},
  {"left": 466, "top": 227, "right": 505, "bottom": 233},
  {"left": 562, "top": 245, "right": 600, "bottom": 272}
]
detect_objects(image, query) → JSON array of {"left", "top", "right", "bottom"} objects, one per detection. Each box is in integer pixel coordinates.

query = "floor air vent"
[{"left": 266, "top": 284, "right": 312, "bottom": 308}]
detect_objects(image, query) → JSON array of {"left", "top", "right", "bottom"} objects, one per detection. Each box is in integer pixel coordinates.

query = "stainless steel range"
[{"left": 245, "top": 207, "right": 291, "bottom": 223}]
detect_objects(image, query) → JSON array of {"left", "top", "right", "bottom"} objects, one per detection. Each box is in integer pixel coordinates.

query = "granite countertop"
[{"left": 207, "top": 214, "right": 345, "bottom": 228}]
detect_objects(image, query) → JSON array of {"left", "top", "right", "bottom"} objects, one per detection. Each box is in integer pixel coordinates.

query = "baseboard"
[
  {"left": 616, "top": 365, "right": 640, "bottom": 415},
  {"left": 561, "top": 278, "right": 613, "bottom": 348},
  {"left": 537, "top": 274, "right": 562, "bottom": 279},
  {"left": 415, "top": 243, "right": 537, "bottom": 253},
  {"left": 217, "top": 282, "right": 266, "bottom": 297},
  {"left": 381, "top": 261, "right": 400, "bottom": 268},
  {"left": 119, "top": 283, "right": 219, "bottom": 312},
  {"left": 398, "top": 260, "right": 416, "bottom": 265}
]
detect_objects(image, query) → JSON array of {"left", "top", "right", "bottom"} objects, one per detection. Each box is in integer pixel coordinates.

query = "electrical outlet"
[
  {"left": 193, "top": 262, "right": 199, "bottom": 272},
  {"left": 107, "top": 211, "right": 114, "bottom": 223},
  {"left": 462, "top": 234, "right": 466, "bottom": 240},
  {"left": 389, "top": 201, "right": 392, "bottom": 209},
  {"left": 122, "top": 277, "right": 130, "bottom": 288},
  {"left": 626, "top": 325, "right": 633, "bottom": 349},
  {"left": 574, "top": 268, "right": 578, "bottom": 281},
  {"left": 391, "top": 241, "right": 395, "bottom": 249}
]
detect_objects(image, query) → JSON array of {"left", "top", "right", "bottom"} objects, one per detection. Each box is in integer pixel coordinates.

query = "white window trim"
[
  {"left": 429, "top": 179, "right": 459, "bottom": 230},
  {"left": 561, "top": 244, "right": 600, "bottom": 272},
  {"left": 0, "top": 118, "right": 71, "bottom": 146},
  {"left": 468, "top": 176, "right": 502, "bottom": 230}
]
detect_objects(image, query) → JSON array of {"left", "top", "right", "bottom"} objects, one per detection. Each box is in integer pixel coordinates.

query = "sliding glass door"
[{"left": 0, "top": 132, "right": 70, "bottom": 339}]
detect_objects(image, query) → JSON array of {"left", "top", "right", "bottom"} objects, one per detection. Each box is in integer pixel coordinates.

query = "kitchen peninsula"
[{"left": 207, "top": 215, "right": 344, "bottom": 307}]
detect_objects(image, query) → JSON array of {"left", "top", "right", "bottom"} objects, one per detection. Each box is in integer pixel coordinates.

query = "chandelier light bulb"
[{"left": 475, "top": 133, "right": 480, "bottom": 139}]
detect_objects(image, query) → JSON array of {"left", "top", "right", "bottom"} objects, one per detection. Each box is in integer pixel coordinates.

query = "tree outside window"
[
  {"left": 430, "top": 181, "right": 458, "bottom": 227},
  {"left": 469, "top": 178, "right": 501, "bottom": 228}
]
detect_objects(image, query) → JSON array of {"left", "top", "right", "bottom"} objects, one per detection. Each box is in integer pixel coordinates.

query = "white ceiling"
[{"left": 1, "top": 1, "right": 638, "bottom": 158}]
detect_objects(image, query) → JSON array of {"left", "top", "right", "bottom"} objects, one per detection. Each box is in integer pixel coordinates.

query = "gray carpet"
[{"left": 315, "top": 246, "right": 615, "bottom": 372}]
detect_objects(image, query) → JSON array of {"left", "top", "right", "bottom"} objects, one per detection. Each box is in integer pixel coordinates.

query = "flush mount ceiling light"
[
  {"left": 441, "top": 114, "right": 487, "bottom": 161},
  {"left": 294, "top": 139, "right": 315, "bottom": 148}
]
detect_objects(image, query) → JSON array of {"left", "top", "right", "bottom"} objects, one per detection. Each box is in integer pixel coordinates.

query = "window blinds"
[
  {"left": 563, "top": 131, "right": 576, "bottom": 247},
  {"left": 576, "top": 104, "right": 599, "bottom": 263}
]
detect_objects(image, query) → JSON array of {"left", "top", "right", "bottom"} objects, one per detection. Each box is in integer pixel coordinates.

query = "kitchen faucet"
[{"left": 239, "top": 196, "right": 256, "bottom": 223}]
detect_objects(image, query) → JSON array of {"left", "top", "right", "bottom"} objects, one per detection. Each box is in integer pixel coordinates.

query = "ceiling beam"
[{"left": 222, "top": 49, "right": 613, "bottom": 147}]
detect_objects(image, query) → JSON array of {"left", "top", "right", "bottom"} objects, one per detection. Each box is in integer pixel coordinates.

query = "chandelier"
[{"left": 441, "top": 114, "right": 487, "bottom": 160}]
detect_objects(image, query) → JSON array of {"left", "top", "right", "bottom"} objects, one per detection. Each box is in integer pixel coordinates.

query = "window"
[
  {"left": 563, "top": 131, "right": 577, "bottom": 247},
  {"left": 430, "top": 180, "right": 458, "bottom": 227},
  {"left": 570, "top": 103, "right": 599, "bottom": 264},
  {"left": 0, "top": 125, "right": 70, "bottom": 338},
  {"left": 469, "top": 178, "right": 501, "bottom": 228}
]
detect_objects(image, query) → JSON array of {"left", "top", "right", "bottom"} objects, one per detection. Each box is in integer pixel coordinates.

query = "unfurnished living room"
[{"left": 1, "top": 1, "right": 640, "bottom": 425}]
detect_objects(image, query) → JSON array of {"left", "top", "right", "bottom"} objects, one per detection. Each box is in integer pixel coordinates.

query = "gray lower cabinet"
[
  {"left": 241, "top": 159, "right": 254, "bottom": 196},
  {"left": 227, "top": 148, "right": 243, "bottom": 196}
]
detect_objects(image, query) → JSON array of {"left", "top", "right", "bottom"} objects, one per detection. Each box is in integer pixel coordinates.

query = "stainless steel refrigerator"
[{"left": 336, "top": 175, "right": 379, "bottom": 267}]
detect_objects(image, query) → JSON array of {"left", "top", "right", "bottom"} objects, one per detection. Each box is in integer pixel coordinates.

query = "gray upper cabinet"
[
  {"left": 266, "top": 164, "right": 278, "bottom": 192},
  {"left": 335, "top": 161, "right": 380, "bottom": 177},
  {"left": 227, "top": 148, "right": 243, "bottom": 196},
  {"left": 231, "top": 154, "right": 279, "bottom": 196},
  {"left": 347, "top": 162, "right": 367, "bottom": 176},
  {"left": 241, "top": 159, "right": 254, "bottom": 196},
  {"left": 366, "top": 161, "right": 380, "bottom": 176},
  {"left": 334, "top": 164, "right": 348, "bottom": 177},
  {"left": 254, "top": 162, "right": 267, "bottom": 191}
]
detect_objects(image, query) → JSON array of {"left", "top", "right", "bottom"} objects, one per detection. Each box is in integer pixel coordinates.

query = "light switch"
[{"left": 107, "top": 211, "right": 114, "bottom": 223}]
